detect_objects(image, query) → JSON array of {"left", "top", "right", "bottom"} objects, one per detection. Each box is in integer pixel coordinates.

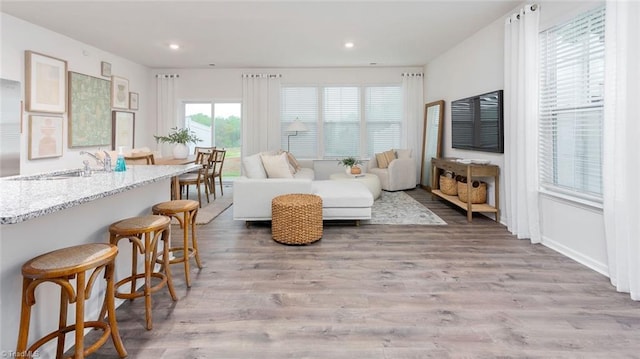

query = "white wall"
[
  {"left": 423, "top": 1, "right": 608, "bottom": 276},
  {"left": 150, "top": 66, "right": 422, "bottom": 157},
  {"left": 0, "top": 13, "right": 152, "bottom": 175}
]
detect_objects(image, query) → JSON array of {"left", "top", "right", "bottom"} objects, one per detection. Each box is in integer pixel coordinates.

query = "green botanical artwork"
[{"left": 69, "top": 72, "right": 111, "bottom": 147}]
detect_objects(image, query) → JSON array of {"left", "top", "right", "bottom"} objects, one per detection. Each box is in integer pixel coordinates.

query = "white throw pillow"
[
  {"left": 394, "top": 148, "right": 412, "bottom": 160},
  {"left": 261, "top": 152, "right": 294, "bottom": 178},
  {"left": 242, "top": 153, "right": 267, "bottom": 179}
]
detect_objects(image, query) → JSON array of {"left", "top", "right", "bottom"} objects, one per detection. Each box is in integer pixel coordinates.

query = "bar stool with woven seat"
[
  {"left": 152, "top": 199, "right": 203, "bottom": 287},
  {"left": 102, "top": 215, "right": 177, "bottom": 330},
  {"left": 16, "top": 243, "right": 127, "bottom": 359}
]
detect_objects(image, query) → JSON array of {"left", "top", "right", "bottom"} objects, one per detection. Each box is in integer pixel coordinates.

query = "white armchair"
[{"left": 368, "top": 149, "right": 417, "bottom": 191}]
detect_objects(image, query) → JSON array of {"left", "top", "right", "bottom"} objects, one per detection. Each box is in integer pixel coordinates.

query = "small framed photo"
[
  {"left": 29, "top": 115, "right": 63, "bottom": 159},
  {"left": 129, "top": 92, "right": 139, "bottom": 110},
  {"left": 101, "top": 61, "right": 112, "bottom": 77},
  {"left": 112, "top": 110, "right": 135, "bottom": 150},
  {"left": 111, "top": 76, "right": 129, "bottom": 109},
  {"left": 25, "top": 51, "right": 67, "bottom": 113}
]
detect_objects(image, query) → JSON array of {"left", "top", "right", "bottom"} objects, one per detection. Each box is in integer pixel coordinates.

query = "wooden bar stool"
[
  {"left": 152, "top": 200, "right": 203, "bottom": 287},
  {"left": 103, "top": 215, "right": 177, "bottom": 330},
  {"left": 16, "top": 243, "right": 127, "bottom": 359}
]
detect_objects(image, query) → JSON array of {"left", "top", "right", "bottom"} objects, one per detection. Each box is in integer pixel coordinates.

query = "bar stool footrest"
[
  {"left": 114, "top": 272, "right": 168, "bottom": 300},
  {"left": 26, "top": 321, "right": 111, "bottom": 358}
]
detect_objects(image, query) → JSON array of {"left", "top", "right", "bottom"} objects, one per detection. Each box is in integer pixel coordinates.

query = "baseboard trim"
[{"left": 541, "top": 235, "right": 609, "bottom": 278}]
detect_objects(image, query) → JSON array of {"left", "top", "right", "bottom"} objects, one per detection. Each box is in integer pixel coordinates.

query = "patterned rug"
[{"left": 364, "top": 190, "right": 446, "bottom": 225}]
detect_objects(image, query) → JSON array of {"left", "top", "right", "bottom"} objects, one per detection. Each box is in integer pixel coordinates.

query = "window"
[
  {"left": 184, "top": 102, "right": 242, "bottom": 179},
  {"left": 281, "top": 85, "right": 402, "bottom": 159},
  {"left": 538, "top": 5, "right": 605, "bottom": 202}
]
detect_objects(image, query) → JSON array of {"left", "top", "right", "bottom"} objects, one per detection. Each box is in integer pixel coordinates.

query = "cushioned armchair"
[{"left": 368, "top": 149, "right": 417, "bottom": 191}]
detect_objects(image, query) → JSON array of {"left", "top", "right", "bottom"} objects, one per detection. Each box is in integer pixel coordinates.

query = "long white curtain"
[
  {"left": 503, "top": 5, "right": 541, "bottom": 242},
  {"left": 401, "top": 73, "right": 423, "bottom": 184},
  {"left": 603, "top": 1, "right": 640, "bottom": 301},
  {"left": 241, "top": 74, "right": 282, "bottom": 156},
  {"left": 156, "top": 74, "right": 179, "bottom": 156}
]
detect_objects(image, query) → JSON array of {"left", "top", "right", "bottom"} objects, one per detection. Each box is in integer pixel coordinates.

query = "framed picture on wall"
[
  {"left": 101, "top": 61, "right": 112, "bottom": 77},
  {"left": 25, "top": 51, "right": 67, "bottom": 113},
  {"left": 112, "top": 110, "right": 135, "bottom": 150},
  {"left": 111, "top": 76, "right": 129, "bottom": 109},
  {"left": 129, "top": 92, "right": 139, "bottom": 110},
  {"left": 68, "top": 71, "right": 111, "bottom": 147},
  {"left": 29, "top": 115, "right": 63, "bottom": 159}
]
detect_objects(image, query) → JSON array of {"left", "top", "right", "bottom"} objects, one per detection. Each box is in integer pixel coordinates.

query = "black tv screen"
[{"left": 451, "top": 90, "right": 504, "bottom": 153}]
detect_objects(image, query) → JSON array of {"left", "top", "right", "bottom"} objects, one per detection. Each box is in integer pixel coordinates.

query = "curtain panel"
[
  {"left": 603, "top": 0, "right": 640, "bottom": 300},
  {"left": 241, "top": 74, "right": 282, "bottom": 157},
  {"left": 401, "top": 73, "right": 423, "bottom": 185},
  {"left": 156, "top": 74, "right": 179, "bottom": 156},
  {"left": 503, "top": 4, "right": 541, "bottom": 242}
]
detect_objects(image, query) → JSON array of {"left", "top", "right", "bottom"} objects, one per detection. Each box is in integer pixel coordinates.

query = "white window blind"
[
  {"left": 281, "top": 87, "right": 318, "bottom": 158},
  {"left": 538, "top": 5, "right": 605, "bottom": 201},
  {"left": 365, "top": 86, "right": 402, "bottom": 157},
  {"left": 323, "top": 87, "right": 360, "bottom": 158}
]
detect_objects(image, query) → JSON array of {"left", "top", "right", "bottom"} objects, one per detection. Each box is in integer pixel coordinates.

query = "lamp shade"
[{"left": 286, "top": 119, "right": 308, "bottom": 132}]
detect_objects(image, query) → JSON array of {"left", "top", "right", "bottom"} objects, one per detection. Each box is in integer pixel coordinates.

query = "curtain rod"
[
  {"left": 242, "top": 74, "right": 282, "bottom": 78},
  {"left": 506, "top": 3, "right": 538, "bottom": 23},
  {"left": 402, "top": 73, "right": 423, "bottom": 77},
  {"left": 155, "top": 74, "right": 179, "bottom": 79}
]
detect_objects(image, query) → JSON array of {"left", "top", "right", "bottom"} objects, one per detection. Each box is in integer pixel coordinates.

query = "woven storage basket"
[
  {"left": 439, "top": 171, "right": 458, "bottom": 195},
  {"left": 457, "top": 180, "right": 487, "bottom": 204},
  {"left": 271, "top": 194, "right": 323, "bottom": 245}
]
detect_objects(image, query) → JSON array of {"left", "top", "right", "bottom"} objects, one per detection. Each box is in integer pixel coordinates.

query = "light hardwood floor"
[{"left": 87, "top": 188, "right": 640, "bottom": 358}]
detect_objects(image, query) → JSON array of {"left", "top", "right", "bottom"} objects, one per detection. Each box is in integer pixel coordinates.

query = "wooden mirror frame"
[{"left": 420, "top": 100, "right": 444, "bottom": 191}]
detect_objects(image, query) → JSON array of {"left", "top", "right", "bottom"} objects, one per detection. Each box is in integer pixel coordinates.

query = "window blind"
[
  {"left": 323, "top": 87, "right": 360, "bottom": 158},
  {"left": 538, "top": 5, "right": 605, "bottom": 201},
  {"left": 281, "top": 87, "right": 318, "bottom": 158},
  {"left": 365, "top": 86, "right": 402, "bottom": 156}
]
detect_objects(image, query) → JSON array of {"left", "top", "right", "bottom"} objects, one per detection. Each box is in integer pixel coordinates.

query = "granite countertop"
[{"left": 0, "top": 164, "right": 200, "bottom": 224}]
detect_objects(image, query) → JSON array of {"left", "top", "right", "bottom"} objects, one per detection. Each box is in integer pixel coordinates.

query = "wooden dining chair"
[
  {"left": 177, "top": 150, "right": 211, "bottom": 207},
  {"left": 207, "top": 149, "right": 226, "bottom": 199},
  {"left": 124, "top": 152, "right": 155, "bottom": 165}
]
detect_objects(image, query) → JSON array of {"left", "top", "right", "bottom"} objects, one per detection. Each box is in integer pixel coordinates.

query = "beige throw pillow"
[
  {"left": 261, "top": 152, "right": 294, "bottom": 178},
  {"left": 286, "top": 151, "right": 301, "bottom": 172},
  {"left": 375, "top": 152, "right": 390, "bottom": 169}
]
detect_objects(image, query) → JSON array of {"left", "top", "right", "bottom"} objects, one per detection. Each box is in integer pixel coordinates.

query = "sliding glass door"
[{"left": 184, "top": 102, "right": 241, "bottom": 181}]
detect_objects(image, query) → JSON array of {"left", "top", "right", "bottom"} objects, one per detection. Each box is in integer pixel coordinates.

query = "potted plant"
[
  {"left": 154, "top": 127, "right": 201, "bottom": 159},
  {"left": 338, "top": 156, "right": 363, "bottom": 175}
]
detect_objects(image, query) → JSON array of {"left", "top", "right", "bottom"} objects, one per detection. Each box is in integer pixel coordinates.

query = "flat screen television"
[{"left": 451, "top": 90, "right": 504, "bottom": 153}]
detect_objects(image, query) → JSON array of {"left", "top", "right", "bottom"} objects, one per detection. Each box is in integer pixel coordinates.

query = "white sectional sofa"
[{"left": 232, "top": 151, "right": 374, "bottom": 223}]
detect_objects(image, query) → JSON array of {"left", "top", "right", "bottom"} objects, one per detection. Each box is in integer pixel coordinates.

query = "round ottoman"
[{"left": 271, "top": 194, "right": 323, "bottom": 245}]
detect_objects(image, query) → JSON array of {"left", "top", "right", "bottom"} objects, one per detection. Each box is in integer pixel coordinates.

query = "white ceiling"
[{"left": 1, "top": 1, "right": 521, "bottom": 69}]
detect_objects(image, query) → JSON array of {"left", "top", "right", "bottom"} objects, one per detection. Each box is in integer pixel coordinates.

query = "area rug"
[
  {"left": 174, "top": 185, "right": 233, "bottom": 225},
  {"left": 364, "top": 191, "right": 446, "bottom": 225}
]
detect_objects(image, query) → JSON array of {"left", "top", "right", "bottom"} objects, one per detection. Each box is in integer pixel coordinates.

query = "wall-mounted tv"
[{"left": 451, "top": 90, "right": 504, "bottom": 153}]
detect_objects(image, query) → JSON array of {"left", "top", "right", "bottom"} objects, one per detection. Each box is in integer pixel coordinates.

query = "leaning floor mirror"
[{"left": 420, "top": 100, "right": 444, "bottom": 191}]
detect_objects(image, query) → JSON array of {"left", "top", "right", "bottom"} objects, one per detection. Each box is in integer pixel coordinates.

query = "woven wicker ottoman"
[{"left": 271, "top": 193, "right": 323, "bottom": 245}]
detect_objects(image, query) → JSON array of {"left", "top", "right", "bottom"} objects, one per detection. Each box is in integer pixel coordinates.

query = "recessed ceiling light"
[
  {"left": 344, "top": 42, "right": 354, "bottom": 49},
  {"left": 370, "top": 62, "right": 377, "bottom": 66},
  {"left": 169, "top": 43, "right": 180, "bottom": 50}
]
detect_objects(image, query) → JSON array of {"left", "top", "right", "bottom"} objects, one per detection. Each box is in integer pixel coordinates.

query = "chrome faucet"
[{"left": 80, "top": 151, "right": 112, "bottom": 172}]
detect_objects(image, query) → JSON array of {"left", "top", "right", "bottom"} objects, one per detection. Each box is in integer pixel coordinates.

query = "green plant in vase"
[
  {"left": 154, "top": 127, "right": 201, "bottom": 159},
  {"left": 338, "top": 156, "right": 363, "bottom": 175}
]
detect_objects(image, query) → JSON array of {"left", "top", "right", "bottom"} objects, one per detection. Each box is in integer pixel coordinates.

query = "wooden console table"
[{"left": 431, "top": 157, "right": 500, "bottom": 222}]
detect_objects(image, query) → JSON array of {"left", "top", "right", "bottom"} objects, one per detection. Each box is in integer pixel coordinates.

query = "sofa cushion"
[
  {"left": 312, "top": 180, "right": 373, "bottom": 208},
  {"left": 293, "top": 167, "right": 314, "bottom": 180},
  {"left": 261, "top": 152, "right": 293, "bottom": 178},
  {"left": 242, "top": 153, "right": 268, "bottom": 179}
]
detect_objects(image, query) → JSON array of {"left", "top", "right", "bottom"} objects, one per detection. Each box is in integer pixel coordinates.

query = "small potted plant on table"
[
  {"left": 339, "top": 156, "right": 363, "bottom": 175},
  {"left": 154, "top": 127, "right": 201, "bottom": 159}
]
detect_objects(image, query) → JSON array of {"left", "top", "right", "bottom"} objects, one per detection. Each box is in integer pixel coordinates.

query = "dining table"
[{"left": 154, "top": 155, "right": 198, "bottom": 199}]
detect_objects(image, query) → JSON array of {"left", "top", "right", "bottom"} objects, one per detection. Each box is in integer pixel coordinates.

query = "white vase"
[
  {"left": 345, "top": 166, "right": 352, "bottom": 175},
  {"left": 172, "top": 143, "right": 189, "bottom": 159}
]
